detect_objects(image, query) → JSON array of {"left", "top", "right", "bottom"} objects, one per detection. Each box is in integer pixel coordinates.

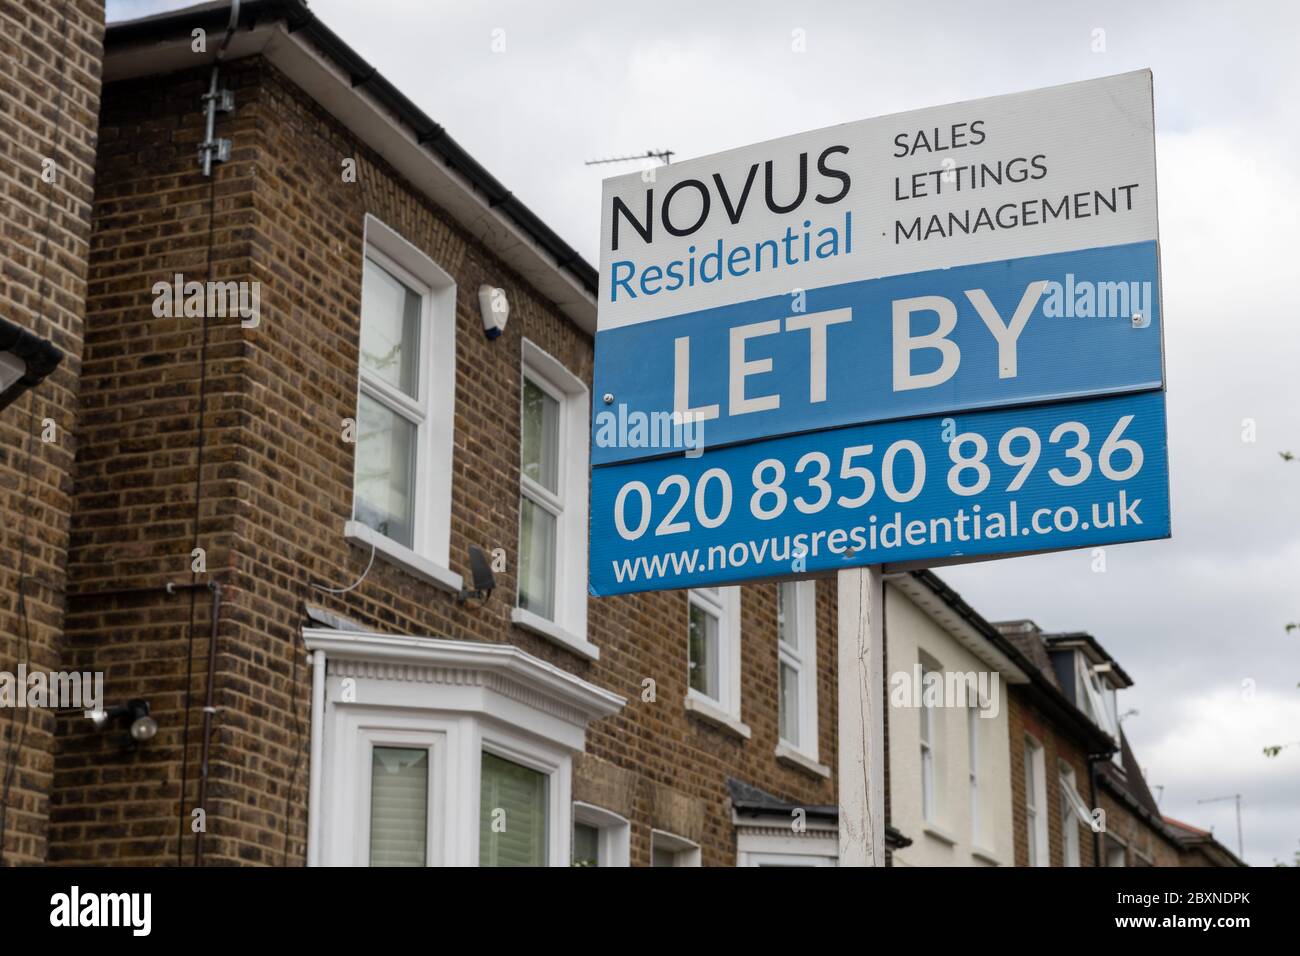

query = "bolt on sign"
[{"left": 589, "top": 70, "right": 1169, "bottom": 595}]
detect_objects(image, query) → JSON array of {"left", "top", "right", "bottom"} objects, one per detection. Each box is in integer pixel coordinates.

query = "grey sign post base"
[{"left": 837, "top": 565, "right": 887, "bottom": 866}]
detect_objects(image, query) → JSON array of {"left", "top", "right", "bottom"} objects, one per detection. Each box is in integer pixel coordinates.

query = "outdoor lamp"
[
  {"left": 457, "top": 545, "right": 497, "bottom": 605},
  {"left": 90, "top": 699, "right": 159, "bottom": 749},
  {"left": 0, "top": 316, "right": 63, "bottom": 412},
  {"left": 477, "top": 285, "right": 509, "bottom": 339}
]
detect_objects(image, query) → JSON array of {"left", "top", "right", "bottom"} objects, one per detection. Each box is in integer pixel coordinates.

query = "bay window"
[
  {"left": 479, "top": 752, "right": 548, "bottom": 867},
  {"left": 369, "top": 746, "right": 429, "bottom": 867},
  {"left": 305, "top": 628, "right": 623, "bottom": 867}
]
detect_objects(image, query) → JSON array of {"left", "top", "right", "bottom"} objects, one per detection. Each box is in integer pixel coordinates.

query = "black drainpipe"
[
  {"left": 194, "top": 579, "right": 223, "bottom": 866},
  {"left": 1087, "top": 752, "right": 1106, "bottom": 866},
  {"left": 70, "top": 580, "right": 224, "bottom": 865}
]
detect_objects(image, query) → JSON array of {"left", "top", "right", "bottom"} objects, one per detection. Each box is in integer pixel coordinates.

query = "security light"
[
  {"left": 90, "top": 699, "right": 158, "bottom": 750},
  {"left": 477, "top": 285, "right": 509, "bottom": 339},
  {"left": 0, "top": 317, "right": 63, "bottom": 412},
  {"left": 457, "top": 545, "right": 496, "bottom": 605}
]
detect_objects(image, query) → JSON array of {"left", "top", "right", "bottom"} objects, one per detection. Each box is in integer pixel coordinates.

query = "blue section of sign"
[
  {"left": 590, "top": 390, "right": 1169, "bottom": 595},
  {"left": 592, "top": 241, "right": 1162, "bottom": 465}
]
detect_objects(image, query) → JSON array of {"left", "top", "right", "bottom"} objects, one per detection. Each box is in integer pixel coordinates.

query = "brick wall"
[
  {"left": 1007, "top": 690, "right": 1098, "bottom": 867},
  {"left": 1097, "top": 788, "right": 1181, "bottom": 867},
  {"left": 0, "top": 0, "right": 103, "bottom": 865},
  {"left": 53, "top": 54, "right": 842, "bottom": 866}
]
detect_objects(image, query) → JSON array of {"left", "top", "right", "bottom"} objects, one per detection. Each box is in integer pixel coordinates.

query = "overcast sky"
[{"left": 109, "top": 0, "right": 1300, "bottom": 866}]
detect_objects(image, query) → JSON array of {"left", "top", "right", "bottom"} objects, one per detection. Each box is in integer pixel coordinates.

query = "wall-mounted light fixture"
[
  {"left": 0, "top": 316, "right": 62, "bottom": 412},
  {"left": 477, "top": 285, "right": 509, "bottom": 339},
  {"left": 457, "top": 545, "right": 497, "bottom": 605},
  {"left": 90, "top": 699, "right": 159, "bottom": 751}
]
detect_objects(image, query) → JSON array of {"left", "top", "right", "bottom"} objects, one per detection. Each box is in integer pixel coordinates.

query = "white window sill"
[
  {"left": 344, "top": 520, "right": 463, "bottom": 593},
  {"left": 774, "top": 742, "right": 830, "bottom": 779},
  {"left": 684, "top": 694, "right": 751, "bottom": 740},
  {"left": 922, "top": 822, "right": 958, "bottom": 847},
  {"left": 971, "top": 846, "right": 1002, "bottom": 866},
  {"left": 510, "top": 606, "right": 599, "bottom": 661}
]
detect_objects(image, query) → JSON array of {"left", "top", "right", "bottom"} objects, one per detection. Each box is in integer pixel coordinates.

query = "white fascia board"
[
  {"left": 889, "top": 574, "right": 1030, "bottom": 684},
  {"left": 103, "top": 23, "right": 598, "bottom": 335},
  {"left": 302, "top": 628, "right": 625, "bottom": 721}
]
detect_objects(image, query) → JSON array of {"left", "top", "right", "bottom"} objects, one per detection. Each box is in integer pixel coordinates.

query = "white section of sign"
[{"left": 598, "top": 70, "right": 1157, "bottom": 331}]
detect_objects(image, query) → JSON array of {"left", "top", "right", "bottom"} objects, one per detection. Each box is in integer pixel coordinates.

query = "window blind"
[
  {"left": 479, "top": 752, "right": 548, "bottom": 866},
  {"left": 369, "top": 747, "right": 429, "bottom": 867}
]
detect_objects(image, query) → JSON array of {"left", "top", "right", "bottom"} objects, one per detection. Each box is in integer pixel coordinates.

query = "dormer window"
[{"left": 1074, "top": 652, "right": 1123, "bottom": 765}]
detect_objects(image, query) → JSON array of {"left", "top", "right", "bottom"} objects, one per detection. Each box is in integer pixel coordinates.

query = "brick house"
[
  {"left": 39, "top": 0, "right": 871, "bottom": 867},
  {"left": 995, "top": 620, "right": 1225, "bottom": 867},
  {"left": 1164, "top": 816, "right": 1247, "bottom": 867},
  {"left": 0, "top": 0, "right": 104, "bottom": 866}
]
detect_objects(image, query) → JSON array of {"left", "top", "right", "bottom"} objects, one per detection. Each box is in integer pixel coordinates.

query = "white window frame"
[
  {"left": 510, "top": 340, "right": 594, "bottom": 659},
  {"left": 476, "top": 729, "right": 566, "bottom": 868},
  {"left": 919, "top": 656, "right": 940, "bottom": 823},
  {"left": 968, "top": 705, "right": 980, "bottom": 846},
  {"left": 1059, "top": 760, "right": 1082, "bottom": 867},
  {"left": 1076, "top": 654, "right": 1118, "bottom": 734},
  {"left": 735, "top": 813, "right": 838, "bottom": 867},
  {"left": 746, "top": 851, "right": 836, "bottom": 867},
  {"left": 1024, "top": 734, "right": 1048, "bottom": 867},
  {"left": 1105, "top": 835, "right": 1128, "bottom": 867},
  {"left": 650, "top": 829, "right": 702, "bottom": 867},
  {"left": 572, "top": 802, "right": 631, "bottom": 867},
  {"left": 776, "top": 581, "right": 819, "bottom": 763},
  {"left": 684, "top": 586, "right": 748, "bottom": 737},
  {"left": 356, "top": 724, "right": 447, "bottom": 867},
  {"left": 346, "top": 215, "right": 460, "bottom": 592}
]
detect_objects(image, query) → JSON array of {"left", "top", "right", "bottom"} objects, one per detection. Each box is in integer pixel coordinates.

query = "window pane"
[
  {"left": 480, "top": 752, "right": 548, "bottom": 867},
  {"left": 572, "top": 822, "right": 600, "bottom": 867},
  {"left": 521, "top": 377, "right": 560, "bottom": 494},
  {"left": 360, "top": 258, "right": 422, "bottom": 398},
  {"left": 652, "top": 846, "right": 676, "bottom": 868},
  {"left": 1024, "top": 744, "right": 1037, "bottom": 807},
  {"left": 777, "top": 582, "right": 797, "bottom": 648},
  {"left": 921, "top": 745, "right": 934, "bottom": 820},
  {"left": 369, "top": 747, "right": 427, "bottom": 867},
  {"left": 354, "top": 393, "right": 416, "bottom": 547},
  {"left": 688, "top": 603, "right": 719, "bottom": 699},
  {"left": 518, "top": 497, "right": 557, "bottom": 620},
  {"left": 779, "top": 661, "right": 800, "bottom": 746}
]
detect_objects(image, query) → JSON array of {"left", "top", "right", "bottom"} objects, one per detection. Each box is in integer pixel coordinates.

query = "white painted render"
[{"left": 886, "top": 584, "right": 1015, "bottom": 867}]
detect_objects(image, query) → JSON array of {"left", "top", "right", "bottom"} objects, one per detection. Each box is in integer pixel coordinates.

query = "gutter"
[
  {"left": 0, "top": 316, "right": 63, "bottom": 411},
  {"left": 1096, "top": 769, "right": 1187, "bottom": 855},
  {"left": 105, "top": 0, "right": 597, "bottom": 298}
]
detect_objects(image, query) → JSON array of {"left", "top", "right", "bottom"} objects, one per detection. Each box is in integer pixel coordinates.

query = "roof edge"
[{"left": 105, "top": 1, "right": 598, "bottom": 324}]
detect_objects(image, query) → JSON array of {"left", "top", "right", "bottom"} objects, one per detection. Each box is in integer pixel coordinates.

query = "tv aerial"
[{"left": 585, "top": 149, "right": 675, "bottom": 167}]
